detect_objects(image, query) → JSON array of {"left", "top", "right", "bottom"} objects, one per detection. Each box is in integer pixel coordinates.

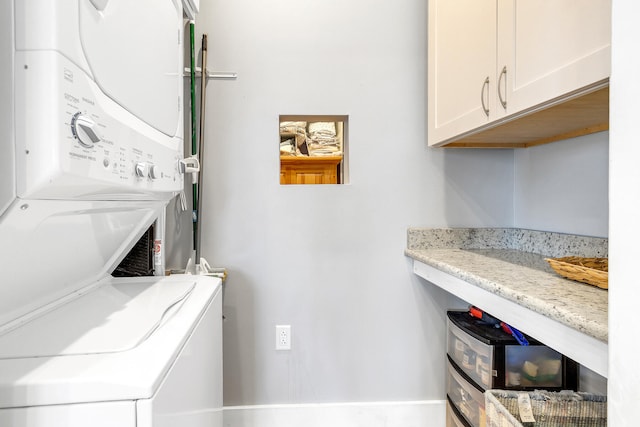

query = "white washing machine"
[{"left": 0, "top": 1, "right": 223, "bottom": 426}]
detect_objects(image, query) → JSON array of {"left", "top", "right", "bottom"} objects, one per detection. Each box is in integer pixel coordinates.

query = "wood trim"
[
  {"left": 280, "top": 155, "right": 343, "bottom": 166},
  {"left": 279, "top": 114, "right": 348, "bottom": 123},
  {"left": 523, "top": 123, "right": 609, "bottom": 148},
  {"left": 439, "top": 86, "right": 609, "bottom": 148}
]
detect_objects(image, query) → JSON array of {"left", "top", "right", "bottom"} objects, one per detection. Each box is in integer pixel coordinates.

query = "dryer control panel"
[{"left": 14, "top": 51, "right": 184, "bottom": 201}]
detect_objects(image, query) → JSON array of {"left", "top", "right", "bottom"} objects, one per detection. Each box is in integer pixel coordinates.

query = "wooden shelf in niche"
[
  {"left": 440, "top": 86, "right": 609, "bottom": 148},
  {"left": 280, "top": 155, "right": 342, "bottom": 185}
]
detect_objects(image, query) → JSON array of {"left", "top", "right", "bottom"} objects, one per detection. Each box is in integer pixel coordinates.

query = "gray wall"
[
  {"left": 514, "top": 132, "right": 609, "bottom": 238},
  {"left": 194, "top": 0, "right": 514, "bottom": 406},
  {"left": 163, "top": 0, "right": 611, "bottom": 407}
]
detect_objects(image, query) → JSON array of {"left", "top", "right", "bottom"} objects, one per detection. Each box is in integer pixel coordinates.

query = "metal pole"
[{"left": 195, "top": 34, "right": 208, "bottom": 262}]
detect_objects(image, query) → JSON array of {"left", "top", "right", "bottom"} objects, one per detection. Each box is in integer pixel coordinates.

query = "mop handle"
[{"left": 189, "top": 22, "right": 198, "bottom": 251}]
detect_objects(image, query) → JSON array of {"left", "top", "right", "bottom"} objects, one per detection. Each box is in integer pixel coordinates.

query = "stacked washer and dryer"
[{"left": 0, "top": 1, "right": 222, "bottom": 426}]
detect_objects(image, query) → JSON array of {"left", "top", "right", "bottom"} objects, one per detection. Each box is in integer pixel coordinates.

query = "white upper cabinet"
[
  {"left": 428, "top": 0, "right": 500, "bottom": 146},
  {"left": 498, "top": 0, "right": 611, "bottom": 115},
  {"left": 428, "top": 0, "right": 611, "bottom": 148}
]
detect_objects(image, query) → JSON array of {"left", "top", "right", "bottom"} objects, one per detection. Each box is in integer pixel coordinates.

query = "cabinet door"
[
  {"left": 428, "top": 0, "right": 498, "bottom": 146},
  {"left": 498, "top": 0, "right": 611, "bottom": 115},
  {"left": 280, "top": 162, "right": 338, "bottom": 185}
]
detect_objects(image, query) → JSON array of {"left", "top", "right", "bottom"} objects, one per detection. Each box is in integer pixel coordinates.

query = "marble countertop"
[{"left": 405, "top": 228, "right": 608, "bottom": 343}]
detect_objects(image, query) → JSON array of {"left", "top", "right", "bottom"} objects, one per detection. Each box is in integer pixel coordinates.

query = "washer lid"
[
  {"left": 0, "top": 200, "right": 165, "bottom": 330},
  {"left": 0, "top": 279, "right": 195, "bottom": 359},
  {"left": 0, "top": 275, "right": 221, "bottom": 408}
]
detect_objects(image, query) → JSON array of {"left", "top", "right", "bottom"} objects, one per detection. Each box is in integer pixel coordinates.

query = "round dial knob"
[
  {"left": 134, "top": 162, "right": 148, "bottom": 178},
  {"left": 148, "top": 164, "right": 159, "bottom": 180},
  {"left": 71, "top": 112, "right": 101, "bottom": 148}
]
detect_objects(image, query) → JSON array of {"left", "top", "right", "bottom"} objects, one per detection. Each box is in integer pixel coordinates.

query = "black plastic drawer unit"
[{"left": 447, "top": 310, "right": 578, "bottom": 392}]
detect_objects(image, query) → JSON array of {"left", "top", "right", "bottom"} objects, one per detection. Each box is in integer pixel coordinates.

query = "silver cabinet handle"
[
  {"left": 498, "top": 66, "right": 507, "bottom": 109},
  {"left": 481, "top": 77, "right": 490, "bottom": 117}
]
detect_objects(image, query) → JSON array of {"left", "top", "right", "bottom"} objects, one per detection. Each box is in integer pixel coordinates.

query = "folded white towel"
[
  {"left": 309, "top": 135, "right": 338, "bottom": 144},
  {"left": 280, "top": 121, "right": 307, "bottom": 128},
  {"left": 309, "top": 150, "right": 343, "bottom": 157},
  {"left": 280, "top": 139, "right": 295, "bottom": 154},
  {"left": 280, "top": 121, "right": 307, "bottom": 136},
  {"left": 308, "top": 122, "right": 336, "bottom": 136}
]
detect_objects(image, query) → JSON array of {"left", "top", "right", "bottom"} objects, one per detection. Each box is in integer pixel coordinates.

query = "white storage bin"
[
  {"left": 448, "top": 314, "right": 494, "bottom": 388},
  {"left": 447, "top": 358, "right": 486, "bottom": 427},
  {"left": 447, "top": 398, "right": 472, "bottom": 427}
]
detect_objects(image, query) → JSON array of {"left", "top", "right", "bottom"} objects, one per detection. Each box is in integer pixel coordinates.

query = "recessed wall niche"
[{"left": 279, "top": 115, "right": 348, "bottom": 185}]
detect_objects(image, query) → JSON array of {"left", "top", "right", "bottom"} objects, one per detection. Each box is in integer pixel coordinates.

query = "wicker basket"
[
  {"left": 545, "top": 257, "right": 608, "bottom": 290},
  {"left": 485, "top": 390, "right": 607, "bottom": 427}
]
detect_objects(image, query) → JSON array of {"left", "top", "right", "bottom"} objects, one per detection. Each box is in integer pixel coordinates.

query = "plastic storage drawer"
[
  {"left": 447, "top": 396, "right": 472, "bottom": 427},
  {"left": 447, "top": 357, "right": 486, "bottom": 427},
  {"left": 447, "top": 311, "right": 577, "bottom": 391}
]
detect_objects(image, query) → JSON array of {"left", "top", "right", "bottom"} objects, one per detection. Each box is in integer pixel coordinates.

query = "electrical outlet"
[{"left": 276, "top": 325, "right": 291, "bottom": 350}]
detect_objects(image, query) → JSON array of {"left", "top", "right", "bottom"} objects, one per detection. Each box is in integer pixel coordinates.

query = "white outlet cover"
[{"left": 276, "top": 325, "right": 291, "bottom": 350}]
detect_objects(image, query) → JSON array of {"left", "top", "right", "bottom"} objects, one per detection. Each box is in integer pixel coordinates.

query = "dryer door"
[{"left": 79, "top": 0, "right": 182, "bottom": 137}]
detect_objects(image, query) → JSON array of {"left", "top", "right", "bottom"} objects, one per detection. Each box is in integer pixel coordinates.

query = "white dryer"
[{"left": 0, "top": 1, "right": 222, "bottom": 426}]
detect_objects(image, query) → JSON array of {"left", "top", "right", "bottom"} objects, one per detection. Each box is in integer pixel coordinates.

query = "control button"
[
  {"left": 148, "top": 164, "right": 158, "bottom": 180},
  {"left": 134, "top": 162, "right": 147, "bottom": 178},
  {"left": 71, "top": 112, "right": 101, "bottom": 148},
  {"left": 103, "top": 158, "right": 110, "bottom": 168}
]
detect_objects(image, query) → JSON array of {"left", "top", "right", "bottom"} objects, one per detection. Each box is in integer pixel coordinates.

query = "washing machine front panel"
[
  {"left": 14, "top": 51, "right": 184, "bottom": 201},
  {"left": 0, "top": 401, "right": 135, "bottom": 427},
  {"left": 137, "top": 286, "right": 223, "bottom": 427}
]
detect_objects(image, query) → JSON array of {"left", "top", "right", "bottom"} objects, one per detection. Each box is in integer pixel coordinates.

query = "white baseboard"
[{"left": 223, "top": 400, "right": 445, "bottom": 427}]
